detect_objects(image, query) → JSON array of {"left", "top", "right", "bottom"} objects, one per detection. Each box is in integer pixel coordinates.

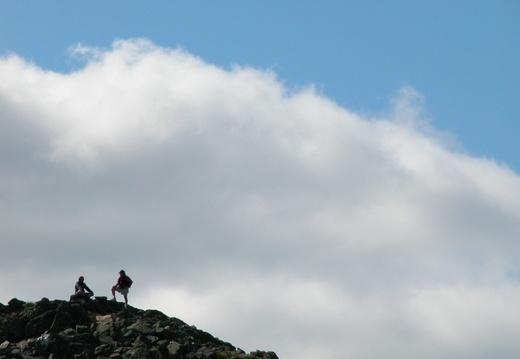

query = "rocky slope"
[{"left": 0, "top": 297, "right": 278, "bottom": 359}]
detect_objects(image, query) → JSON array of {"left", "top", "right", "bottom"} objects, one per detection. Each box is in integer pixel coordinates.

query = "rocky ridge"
[{"left": 0, "top": 297, "right": 278, "bottom": 359}]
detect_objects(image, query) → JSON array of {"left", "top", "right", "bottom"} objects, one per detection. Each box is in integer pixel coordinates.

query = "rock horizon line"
[{"left": 0, "top": 296, "right": 279, "bottom": 359}]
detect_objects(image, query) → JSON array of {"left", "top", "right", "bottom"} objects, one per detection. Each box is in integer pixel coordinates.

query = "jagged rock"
[
  {"left": 95, "top": 343, "right": 115, "bottom": 356},
  {"left": 24, "top": 310, "right": 55, "bottom": 338},
  {"left": 167, "top": 341, "right": 182, "bottom": 356},
  {"left": 49, "top": 306, "right": 75, "bottom": 333},
  {"left": 0, "top": 297, "right": 278, "bottom": 359},
  {"left": 250, "top": 350, "right": 279, "bottom": 359},
  {"left": 7, "top": 298, "right": 25, "bottom": 311},
  {"left": 4, "top": 316, "right": 25, "bottom": 342}
]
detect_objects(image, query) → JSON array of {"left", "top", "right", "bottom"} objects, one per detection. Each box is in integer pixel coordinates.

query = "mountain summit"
[{"left": 0, "top": 297, "right": 279, "bottom": 359}]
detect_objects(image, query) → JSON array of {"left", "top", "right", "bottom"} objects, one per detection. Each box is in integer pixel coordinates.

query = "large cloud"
[{"left": 1, "top": 39, "right": 519, "bottom": 359}]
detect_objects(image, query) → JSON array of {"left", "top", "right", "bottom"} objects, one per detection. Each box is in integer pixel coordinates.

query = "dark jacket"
[
  {"left": 117, "top": 275, "right": 133, "bottom": 289},
  {"left": 75, "top": 281, "right": 94, "bottom": 295}
]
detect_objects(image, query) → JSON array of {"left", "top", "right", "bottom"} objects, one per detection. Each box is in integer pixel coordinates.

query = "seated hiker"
[
  {"left": 111, "top": 270, "right": 133, "bottom": 306},
  {"left": 75, "top": 276, "right": 94, "bottom": 298}
]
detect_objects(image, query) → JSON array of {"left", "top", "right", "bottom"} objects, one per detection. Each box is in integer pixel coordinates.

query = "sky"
[{"left": 0, "top": 2, "right": 519, "bottom": 359}]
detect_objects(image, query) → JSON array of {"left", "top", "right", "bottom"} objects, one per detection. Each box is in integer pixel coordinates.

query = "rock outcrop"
[{"left": 0, "top": 297, "right": 278, "bottom": 359}]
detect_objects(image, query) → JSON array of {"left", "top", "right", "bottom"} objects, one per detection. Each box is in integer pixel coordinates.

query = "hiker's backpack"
[{"left": 124, "top": 276, "right": 133, "bottom": 288}]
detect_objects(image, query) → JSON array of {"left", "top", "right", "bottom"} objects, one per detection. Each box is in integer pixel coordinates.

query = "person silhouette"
[
  {"left": 111, "top": 270, "right": 133, "bottom": 307},
  {"left": 75, "top": 276, "right": 94, "bottom": 298}
]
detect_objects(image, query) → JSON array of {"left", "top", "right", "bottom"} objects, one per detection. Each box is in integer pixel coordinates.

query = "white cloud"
[{"left": 1, "top": 38, "right": 519, "bottom": 359}]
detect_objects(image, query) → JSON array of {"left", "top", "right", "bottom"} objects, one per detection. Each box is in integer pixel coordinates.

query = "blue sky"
[{"left": 1, "top": 1, "right": 518, "bottom": 170}]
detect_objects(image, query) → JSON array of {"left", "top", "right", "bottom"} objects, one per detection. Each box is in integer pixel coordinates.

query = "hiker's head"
[
  {"left": 119, "top": 270, "right": 126, "bottom": 276},
  {"left": 78, "top": 276, "right": 84, "bottom": 282}
]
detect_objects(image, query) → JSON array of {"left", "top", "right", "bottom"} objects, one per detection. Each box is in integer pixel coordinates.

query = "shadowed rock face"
[{"left": 0, "top": 297, "right": 278, "bottom": 359}]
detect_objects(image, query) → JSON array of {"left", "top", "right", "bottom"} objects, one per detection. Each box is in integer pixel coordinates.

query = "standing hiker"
[{"left": 111, "top": 270, "right": 133, "bottom": 307}]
